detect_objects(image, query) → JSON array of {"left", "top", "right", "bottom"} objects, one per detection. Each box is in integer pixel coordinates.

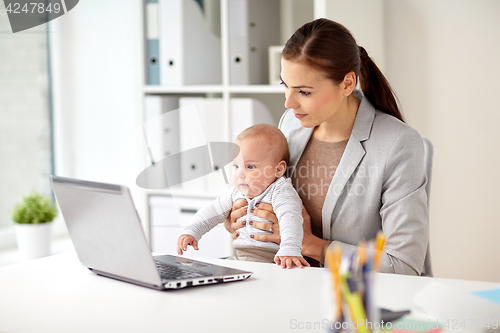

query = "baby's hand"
[
  {"left": 274, "top": 256, "right": 310, "bottom": 269},
  {"left": 177, "top": 234, "right": 199, "bottom": 255}
]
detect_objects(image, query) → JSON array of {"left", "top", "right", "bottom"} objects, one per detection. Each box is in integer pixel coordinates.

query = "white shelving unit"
[
  {"left": 144, "top": 85, "right": 286, "bottom": 94},
  {"left": 137, "top": 0, "right": 325, "bottom": 250}
]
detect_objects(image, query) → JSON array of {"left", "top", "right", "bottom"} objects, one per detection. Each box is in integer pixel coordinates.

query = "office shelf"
[
  {"left": 145, "top": 188, "right": 221, "bottom": 200},
  {"left": 144, "top": 85, "right": 225, "bottom": 94},
  {"left": 144, "top": 84, "right": 285, "bottom": 95},
  {"left": 138, "top": 0, "right": 320, "bottom": 245},
  {"left": 228, "top": 85, "right": 284, "bottom": 94}
]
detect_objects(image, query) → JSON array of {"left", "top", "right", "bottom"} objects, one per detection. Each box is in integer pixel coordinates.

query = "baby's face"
[{"left": 231, "top": 137, "right": 279, "bottom": 199}]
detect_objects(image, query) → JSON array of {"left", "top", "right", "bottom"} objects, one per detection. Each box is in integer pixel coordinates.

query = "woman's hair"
[{"left": 282, "top": 18, "right": 404, "bottom": 122}]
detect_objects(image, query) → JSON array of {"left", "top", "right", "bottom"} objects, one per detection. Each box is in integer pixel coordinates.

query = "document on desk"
[
  {"left": 471, "top": 288, "right": 500, "bottom": 305},
  {"left": 414, "top": 281, "right": 500, "bottom": 330}
]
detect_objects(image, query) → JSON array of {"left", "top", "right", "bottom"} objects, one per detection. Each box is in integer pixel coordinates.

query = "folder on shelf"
[
  {"left": 180, "top": 98, "right": 227, "bottom": 194},
  {"left": 145, "top": 0, "right": 160, "bottom": 85},
  {"left": 268, "top": 45, "right": 285, "bottom": 86},
  {"left": 230, "top": 98, "right": 275, "bottom": 142},
  {"left": 228, "top": 0, "right": 280, "bottom": 85},
  {"left": 159, "top": 0, "right": 222, "bottom": 85},
  {"left": 143, "top": 96, "right": 181, "bottom": 189},
  {"left": 201, "top": 99, "right": 231, "bottom": 195}
]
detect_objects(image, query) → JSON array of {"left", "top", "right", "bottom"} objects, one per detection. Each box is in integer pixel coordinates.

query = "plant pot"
[{"left": 15, "top": 222, "right": 52, "bottom": 261}]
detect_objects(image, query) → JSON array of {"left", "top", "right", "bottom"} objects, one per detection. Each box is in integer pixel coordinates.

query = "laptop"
[{"left": 50, "top": 175, "right": 252, "bottom": 290}]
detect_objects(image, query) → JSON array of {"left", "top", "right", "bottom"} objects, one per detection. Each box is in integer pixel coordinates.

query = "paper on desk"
[
  {"left": 413, "top": 281, "right": 500, "bottom": 323},
  {"left": 471, "top": 288, "right": 500, "bottom": 306}
]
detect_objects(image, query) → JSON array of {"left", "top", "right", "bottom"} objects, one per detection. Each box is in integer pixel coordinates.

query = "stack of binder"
[
  {"left": 178, "top": 98, "right": 217, "bottom": 193},
  {"left": 142, "top": 96, "right": 181, "bottom": 189},
  {"left": 144, "top": 0, "right": 222, "bottom": 85},
  {"left": 228, "top": 0, "right": 281, "bottom": 85},
  {"left": 145, "top": 0, "right": 160, "bottom": 85}
]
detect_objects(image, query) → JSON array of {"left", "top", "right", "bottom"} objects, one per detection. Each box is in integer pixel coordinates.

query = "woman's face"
[{"left": 280, "top": 58, "right": 346, "bottom": 128}]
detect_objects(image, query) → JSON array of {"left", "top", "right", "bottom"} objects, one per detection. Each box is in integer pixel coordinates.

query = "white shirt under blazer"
[{"left": 279, "top": 90, "right": 431, "bottom": 275}]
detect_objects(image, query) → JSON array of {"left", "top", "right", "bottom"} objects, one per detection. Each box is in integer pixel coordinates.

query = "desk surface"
[{"left": 1, "top": 252, "right": 499, "bottom": 333}]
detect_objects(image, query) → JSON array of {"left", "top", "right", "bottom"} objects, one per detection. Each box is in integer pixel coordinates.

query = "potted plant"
[{"left": 11, "top": 191, "right": 58, "bottom": 261}]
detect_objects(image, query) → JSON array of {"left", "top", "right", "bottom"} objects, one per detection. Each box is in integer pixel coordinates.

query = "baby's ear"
[{"left": 276, "top": 160, "right": 287, "bottom": 177}]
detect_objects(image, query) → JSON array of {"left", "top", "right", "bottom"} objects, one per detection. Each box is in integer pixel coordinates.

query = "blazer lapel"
[
  {"left": 322, "top": 93, "right": 376, "bottom": 240},
  {"left": 321, "top": 138, "right": 365, "bottom": 240}
]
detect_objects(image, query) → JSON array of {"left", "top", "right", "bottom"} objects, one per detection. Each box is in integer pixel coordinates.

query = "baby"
[{"left": 177, "top": 124, "right": 309, "bottom": 268}]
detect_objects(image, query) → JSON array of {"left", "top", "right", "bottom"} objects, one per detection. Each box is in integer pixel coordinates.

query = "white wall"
[
  {"left": 384, "top": 0, "right": 500, "bottom": 282},
  {"left": 326, "top": 0, "right": 385, "bottom": 71},
  {"left": 50, "top": 0, "right": 147, "bottom": 216}
]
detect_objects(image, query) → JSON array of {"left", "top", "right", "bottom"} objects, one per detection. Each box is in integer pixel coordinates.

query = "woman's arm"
[
  {"left": 323, "top": 127, "right": 429, "bottom": 275},
  {"left": 300, "top": 206, "right": 330, "bottom": 264},
  {"left": 376, "top": 128, "right": 429, "bottom": 275}
]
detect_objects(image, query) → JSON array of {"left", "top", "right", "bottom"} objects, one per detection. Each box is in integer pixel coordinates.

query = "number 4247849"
[
  {"left": 443, "top": 319, "right": 499, "bottom": 330},
  {"left": 6, "top": 2, "right": 62, "bottom": 14}
]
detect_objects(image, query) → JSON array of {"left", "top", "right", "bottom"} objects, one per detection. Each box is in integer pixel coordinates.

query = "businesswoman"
[{"left": 226, "top": 18, "right": 430, "bottom": 275}]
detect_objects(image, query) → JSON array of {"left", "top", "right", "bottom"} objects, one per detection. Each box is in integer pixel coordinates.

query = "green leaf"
[{"left": 11, "top": 191, "right": 58, "bottom": 224}]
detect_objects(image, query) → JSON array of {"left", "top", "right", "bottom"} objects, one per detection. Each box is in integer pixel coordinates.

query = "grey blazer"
[{"left": 279, "top": 91, "right": 429, "bottom": 275}]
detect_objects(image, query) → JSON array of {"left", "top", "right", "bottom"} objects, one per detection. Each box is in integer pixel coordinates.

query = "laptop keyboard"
[{"left": 155, "top": 261, "right": 212, "bottom": 280}]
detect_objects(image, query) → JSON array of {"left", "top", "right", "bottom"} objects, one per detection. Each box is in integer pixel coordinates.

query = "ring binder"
[
  {"left": 145, "top": 0, "right": 160, "bottom": 85},
  {"left": 159, "top": 0, "right": 222, "bottom": 85},
  {"left": 228, "top": 0, "right": 280, "bottom": 85}
]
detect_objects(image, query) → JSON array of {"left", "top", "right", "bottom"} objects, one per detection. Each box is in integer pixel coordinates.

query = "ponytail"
[
  {"left": 358, "top": 46, "right": 404, "bottom": 122},
  {"left": 283, "top": 19, "right": 404, "bottom": 122}
]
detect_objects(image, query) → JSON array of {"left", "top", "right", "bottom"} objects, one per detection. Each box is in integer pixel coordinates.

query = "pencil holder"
[
  {"left": 324, "top": 268, "right": 378, "bottom": 332},
  {"left": 324, "top": 234, "right": 384, "bottom": 333}
]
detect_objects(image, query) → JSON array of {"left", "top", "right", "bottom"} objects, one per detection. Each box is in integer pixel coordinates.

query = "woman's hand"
[
  {"left": 223, "top": 199, "right": 248, "bottom": 239},
  {"left": 249, "top": 202, "right": 281, "bottom": 244}
]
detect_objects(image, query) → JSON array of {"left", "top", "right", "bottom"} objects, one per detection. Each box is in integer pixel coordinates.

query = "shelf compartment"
[{"left": 144, "top": 85, "right": 225, "bottom": 94}]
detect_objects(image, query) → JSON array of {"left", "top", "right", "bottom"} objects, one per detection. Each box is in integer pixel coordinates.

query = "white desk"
[{"left": 0, "top": 252, "right": 499, "bottom": 333}]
